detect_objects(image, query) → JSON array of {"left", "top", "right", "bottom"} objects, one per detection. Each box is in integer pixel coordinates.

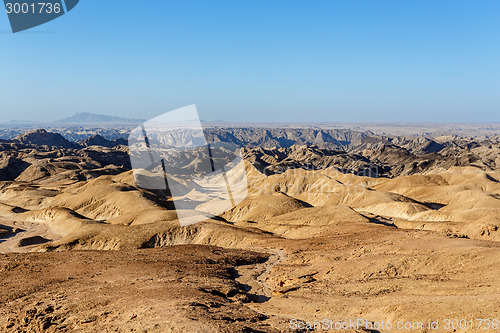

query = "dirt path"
[{"left": 234, "top": 248, "right": 286, "bottom": 303}]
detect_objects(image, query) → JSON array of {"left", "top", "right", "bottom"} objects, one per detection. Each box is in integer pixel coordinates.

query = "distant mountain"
[{"left": 56, "top": 113, "right": 144, "bottom": 124}]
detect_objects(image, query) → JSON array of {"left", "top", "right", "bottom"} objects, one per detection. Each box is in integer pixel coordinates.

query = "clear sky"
[{"left": 1, "top": 0, "right": 500, "bottom": 123}]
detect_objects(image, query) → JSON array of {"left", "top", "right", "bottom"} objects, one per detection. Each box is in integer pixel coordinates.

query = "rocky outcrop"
[{"left": 78, "top": 134, "right": 127, "bottom": 148}]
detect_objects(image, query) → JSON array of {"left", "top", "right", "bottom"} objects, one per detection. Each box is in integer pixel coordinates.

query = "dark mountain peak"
[
  {"left": 24, "top": 129, "right": 48, "bottom": 135},
  {"left": 14, "top": 129, "right": 79, "bottom": 149},
  {"left": 79, "top": 134, "right": 127, "bottom": 148}
]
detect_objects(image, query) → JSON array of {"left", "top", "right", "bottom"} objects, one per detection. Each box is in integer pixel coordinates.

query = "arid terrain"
[{"left": 0, "top": 127, "right": 499, "bottom": 332}]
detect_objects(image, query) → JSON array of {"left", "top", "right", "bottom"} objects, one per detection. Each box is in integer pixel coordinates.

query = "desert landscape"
[
  {"left": 3, "top": 0, "right": 500, "bottom": 331},
  {"left": 0, "top": 124, "right": 499, "bottom": 332}
]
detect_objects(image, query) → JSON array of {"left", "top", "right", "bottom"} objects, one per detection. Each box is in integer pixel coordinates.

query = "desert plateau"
[{"left": 0, "top": 125, "right": 499, "bottom": 333}]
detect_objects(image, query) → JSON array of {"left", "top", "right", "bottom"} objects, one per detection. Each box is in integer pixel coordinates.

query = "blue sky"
[{"left": 1, "top": 0, "right": 500, "bottom": 123}]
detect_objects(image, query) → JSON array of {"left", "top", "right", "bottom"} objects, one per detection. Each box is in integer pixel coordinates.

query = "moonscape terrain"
[{"left": 0, "top": 127, "right": 499, "bottom": 332}]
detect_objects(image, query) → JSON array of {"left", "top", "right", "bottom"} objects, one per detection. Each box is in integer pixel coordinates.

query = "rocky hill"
[{"left": 13, "top": 129, "right": 79, "bottom": 149}]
